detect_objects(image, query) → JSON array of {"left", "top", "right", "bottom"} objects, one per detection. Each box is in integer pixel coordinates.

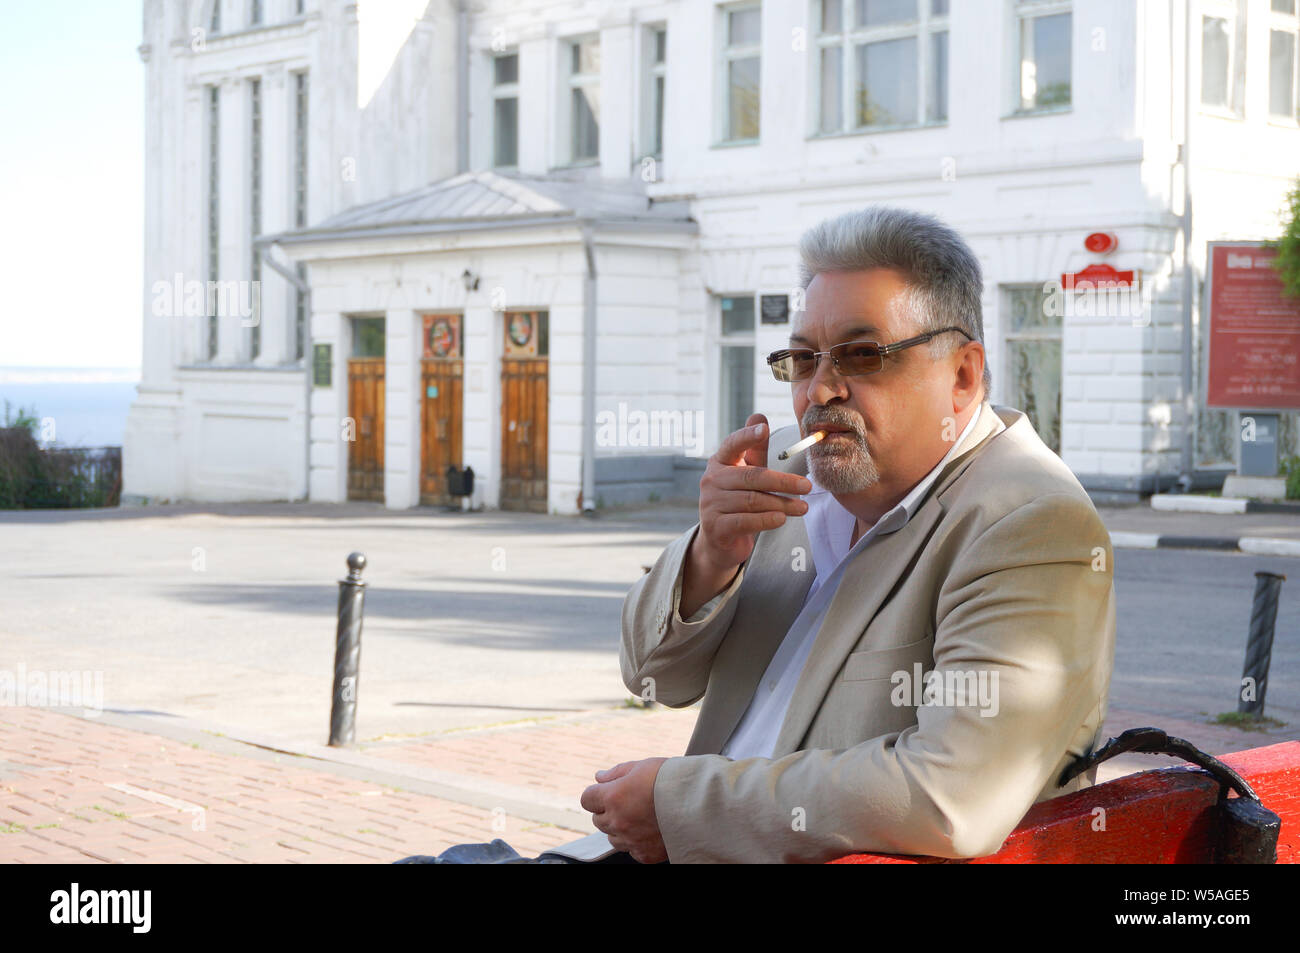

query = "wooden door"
[
  {"left": 347, "top": 357, "right": 385, "bottom": 501},
  {"left": 500, "top": 358, "right": 547, "bottom": 512},
  {"left": 420, "top": 359, "right": 464, "bottom": 505}
]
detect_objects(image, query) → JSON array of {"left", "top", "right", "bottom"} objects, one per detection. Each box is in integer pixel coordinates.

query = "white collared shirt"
[{"left": 717, "top": 403, "right": 984, "bottom": 760}]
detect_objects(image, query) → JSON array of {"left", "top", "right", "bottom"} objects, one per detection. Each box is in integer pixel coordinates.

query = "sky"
[{"left": 0, "top": 1, "right": 144, "bottom": 370}]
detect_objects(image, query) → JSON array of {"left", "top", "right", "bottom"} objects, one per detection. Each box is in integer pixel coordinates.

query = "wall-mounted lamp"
[{"left": 461, "top": 269, "right": 480, "bottom": 292}]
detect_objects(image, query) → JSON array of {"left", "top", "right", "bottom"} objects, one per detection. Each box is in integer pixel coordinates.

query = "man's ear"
[{"left": 952, "top": 342, "right": 984, "bottom": 411}]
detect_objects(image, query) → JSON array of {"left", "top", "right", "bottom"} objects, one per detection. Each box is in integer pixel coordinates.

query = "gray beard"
[{"left": 807, "top": 434, "right": 880, "bottom": 494}]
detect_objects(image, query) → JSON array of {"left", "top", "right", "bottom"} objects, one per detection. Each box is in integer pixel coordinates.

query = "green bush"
[
  {"left": 0, "top": 402, "right": 121, "bottom": 509},
  {"left": 1282, "top": 455, "right": 1300, "bottom": 501}
]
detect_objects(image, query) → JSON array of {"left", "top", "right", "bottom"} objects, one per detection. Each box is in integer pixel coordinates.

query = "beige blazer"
[{"left": 621, "top": 403, "right": 1116, "bottom": 863}]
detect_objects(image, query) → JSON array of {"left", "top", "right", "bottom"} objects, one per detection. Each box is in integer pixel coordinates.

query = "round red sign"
[{"left": 1085, "top": 232, "right": 1118, "bottom": 253}]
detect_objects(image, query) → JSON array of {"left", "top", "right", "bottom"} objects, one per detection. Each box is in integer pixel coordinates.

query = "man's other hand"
[{"left": 580, "top": 757, "right": 670, "bottom": 864}]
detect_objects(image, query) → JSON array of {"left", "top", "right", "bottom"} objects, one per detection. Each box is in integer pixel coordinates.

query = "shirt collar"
[{"left": 803, "top": 403, "right": 985, "bottom": 570}]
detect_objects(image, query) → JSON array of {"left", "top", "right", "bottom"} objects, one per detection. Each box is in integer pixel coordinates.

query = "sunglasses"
[{"left": 766, "top": 327, "right": 973, "bottom": 382}]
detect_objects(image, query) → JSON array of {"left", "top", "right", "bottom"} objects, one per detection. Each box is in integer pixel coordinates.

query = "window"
[
  {"left": 210, "top": 0, "right": 221, "bottom": 33},
  {"left": 1015, "top": 0, "right": 1070, "bottom": 112},
  {"left": 1201, "top": 0, "right": 1246, "bottom": 114},
  {"left": 351, "top": 318, "right": 386, "bottom": 358},
  {"left": 1003, "top": 286, "right": 1061, "bottom": 453},
  {"left": 643, "top": 26, "right": 667, "bottom": 157},
  {"left": 718, "top": 295, "right": 756, "bottom": 437},
  {"left": 294, "top": 72, "right": 309, "bottom": 360},
  {"left": 249, "top": 77, "right": 262, "bottom": 361},
  {"left": 721, "top": 3, "right": 761, "bottom": 142},
  {"left": 249, "top": 0, "right": 262, "bottom": 26},
  {"left": 206, "top": 85, "right": 220, "bottom": 361},
  {"left": 566, "top": 36, "right": 600, "bottom": 163},
  {"left": 493, "top": 52, "right": 519, "bottom": 167},
  {"left": 1270, "top": 0, "right": 1299, "bottom": 119},
  {"left": 814, "top": 0, "right": 948, "bottom": 134}
]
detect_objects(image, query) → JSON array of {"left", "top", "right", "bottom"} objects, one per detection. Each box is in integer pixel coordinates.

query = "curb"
[
  {"left": 1109, "top": 531, "right": 1300, "bottom": 557},
  {"left": 1151, "top": 494, "right": 1300, "bottom": 515}
]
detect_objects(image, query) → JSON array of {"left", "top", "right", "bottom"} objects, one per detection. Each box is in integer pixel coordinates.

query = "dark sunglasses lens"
[
  {"left": 836, "top": 342, "right": 883, "bottom": 375},
  {"left": 771, "top": 351, "right": 817, "bottom": 381}
]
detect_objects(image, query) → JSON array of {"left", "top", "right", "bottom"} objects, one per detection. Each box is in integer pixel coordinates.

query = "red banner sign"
[
  {"left": 1060, "top": 262, "right": 1136, "bottom": 289},
  {"left": 1205, "top": 243, "right": 1300, "bottom": 410}
]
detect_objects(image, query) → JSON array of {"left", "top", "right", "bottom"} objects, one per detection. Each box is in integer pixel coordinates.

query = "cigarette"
[{"left": 777, "top": 430, "right": 825, "bottom": 461}]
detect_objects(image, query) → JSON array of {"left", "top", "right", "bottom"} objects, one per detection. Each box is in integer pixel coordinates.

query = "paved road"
[{"left": 2, "top": 502, "right": 1296, "bottom": 753}]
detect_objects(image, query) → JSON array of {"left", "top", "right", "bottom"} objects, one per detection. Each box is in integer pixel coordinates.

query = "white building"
[{"left": 125, "top": 0, "right": 1300, "bottom": 511}]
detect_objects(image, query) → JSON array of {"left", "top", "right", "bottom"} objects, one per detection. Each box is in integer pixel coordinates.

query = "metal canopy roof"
[{"left": 263, "top": 170, "right": 696, "bottom": 245}]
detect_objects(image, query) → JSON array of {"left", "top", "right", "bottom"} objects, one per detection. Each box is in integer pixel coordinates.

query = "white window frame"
[
  {"left": 717, "top": 1, "right": 762, "bottom": 145},
  {"left": 1012, "top": 0, "right": 1072, "bottom": 115},
  {"left": 560, "top": 34, "right": 601, "bottom": 166},
  {"left": 1001, "top": 284, "right": 1062, "bottom": 454},
  {"left": 492, "top": 50, "right": 520, "bottom": 168},
  {"left": 715, "top": 293, "right": 758, "bottom": 443},
  {"left": 811, "top": 0, "right": 949, "bottom": 136},
  {"left": 640, "top": 24, "right": 668, "bottom": 160},
  {"left": 1268, "top": 0, "right": 1300, "bottom": 122},
  {"left": 1200, "top": 0, "right": 1247, "bottom": 118}
]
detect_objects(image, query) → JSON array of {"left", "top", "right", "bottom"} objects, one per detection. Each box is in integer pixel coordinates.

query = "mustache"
[{"left": 802, "top": 408, "right": 866, "bottom": 438}]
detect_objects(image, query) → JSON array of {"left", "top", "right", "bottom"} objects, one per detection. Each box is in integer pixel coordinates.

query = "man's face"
[{"left": 791, "top": 268, "right": 971, "bottom": 502}]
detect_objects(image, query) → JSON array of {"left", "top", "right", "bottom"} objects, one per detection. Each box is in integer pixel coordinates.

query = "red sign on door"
[{"left": 1205, "top": 243, "right": 1300, "bottom": 410}]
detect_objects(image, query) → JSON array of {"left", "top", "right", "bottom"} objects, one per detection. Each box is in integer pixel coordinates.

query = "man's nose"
[{"left": 805, "top": 350, "right": 848, "bottom": 405}]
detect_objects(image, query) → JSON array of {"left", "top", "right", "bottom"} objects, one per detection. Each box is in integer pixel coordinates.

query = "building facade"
[{"left": 126, "top": 0, "right": 1300, "bottom": 511}]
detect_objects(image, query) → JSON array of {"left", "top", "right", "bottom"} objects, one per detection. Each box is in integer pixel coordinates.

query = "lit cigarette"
[{"left": 777, "top": 430, "right": 826, "bottom": 461}]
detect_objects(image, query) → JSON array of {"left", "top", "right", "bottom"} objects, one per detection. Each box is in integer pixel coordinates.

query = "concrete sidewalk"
[{"left": 4, "top": 698, "right": 1295, "bottom": 863}]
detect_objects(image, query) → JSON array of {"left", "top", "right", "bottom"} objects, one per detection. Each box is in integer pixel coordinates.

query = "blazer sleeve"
[
  {"left": 650, "top": 492, "right": 1116, "bottom": 862},
  {"left": 620, "top": 522, "right": 748, "bottom": 708}
]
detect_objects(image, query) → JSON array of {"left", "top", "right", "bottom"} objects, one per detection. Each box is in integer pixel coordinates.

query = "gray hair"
[{"left": 797, "top": 206, "right": 991, "bottom": 396}]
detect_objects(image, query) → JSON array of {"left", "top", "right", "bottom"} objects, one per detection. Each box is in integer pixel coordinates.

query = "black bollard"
[
  {"left": 329, "top": 552, "right": 367, "bottom": 746},
  {"left": 1237, "top": 571, "right": 1285, "bottom": 718}
]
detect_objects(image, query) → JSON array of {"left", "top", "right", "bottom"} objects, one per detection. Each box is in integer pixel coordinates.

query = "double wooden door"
[{"left": 347, "top": 357, "right": 385, "bottom": 501}]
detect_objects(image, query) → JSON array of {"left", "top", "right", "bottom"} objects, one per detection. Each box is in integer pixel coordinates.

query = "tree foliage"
[{"left": 1274, "top": 177, "right": 1300, "bottom": 300}]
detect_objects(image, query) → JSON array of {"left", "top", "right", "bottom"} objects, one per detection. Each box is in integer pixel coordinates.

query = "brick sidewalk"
[
  {"left": 359, "top": 704, "right": 700, "bottom": 805},
  {"left": 0, "top": 707, "right": 584, "bottom": 864},
  {"left": 3, "top": 700, "right": 1289, "bottom": 864}
]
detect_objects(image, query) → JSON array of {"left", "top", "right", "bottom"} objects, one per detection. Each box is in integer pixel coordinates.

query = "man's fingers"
[
  {"left": 707, "top": 486, "right": 810, "bottom": 517},
  {"left": 595, "top": 760, "right": 636, "bottom": 782},
  {"left": 580, "top": 783, "right": 605, "bottom": 815},
  {"left": 740, "top": 413, "right": 769, "bottom": 468},
  {"left": 712, "top": 510, "right": 790, "bottom": 539},
  {"left": 715, "top": 416, "right": 770, "bottom": 466},
  {"left": 711, "top": 464, "right": 812, "bottom": 497}
]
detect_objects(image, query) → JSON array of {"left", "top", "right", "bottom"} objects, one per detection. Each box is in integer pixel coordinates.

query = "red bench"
[{"left": 831, "top": 740, "right": 1300, "bottom": 864}]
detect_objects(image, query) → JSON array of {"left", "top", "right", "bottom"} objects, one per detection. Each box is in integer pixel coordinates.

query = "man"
[{"left": 575, "top": 206, "right": 1116, "bottom": 864}]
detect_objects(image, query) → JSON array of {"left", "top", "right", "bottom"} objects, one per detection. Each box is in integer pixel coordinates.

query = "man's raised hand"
[{"left": 685, "top": 413, "right": 811, "bottom": 603}]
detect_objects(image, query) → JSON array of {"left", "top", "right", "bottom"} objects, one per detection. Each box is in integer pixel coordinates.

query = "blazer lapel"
[{"left": 769, "top": 401, "right": 1008, "bottom": 756}]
